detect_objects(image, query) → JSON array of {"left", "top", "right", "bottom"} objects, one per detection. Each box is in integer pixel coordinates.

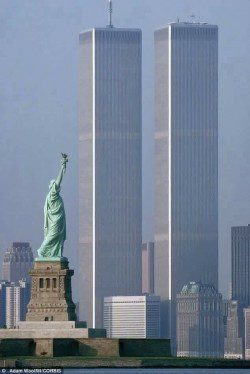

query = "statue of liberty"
[{"left": 37, "top": 154, "right": 68, "bottom": 259}]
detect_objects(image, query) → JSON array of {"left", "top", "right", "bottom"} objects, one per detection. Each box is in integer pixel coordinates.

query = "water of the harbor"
[{"left": 63, "top": 369, "right": 250, "bottom": 374}]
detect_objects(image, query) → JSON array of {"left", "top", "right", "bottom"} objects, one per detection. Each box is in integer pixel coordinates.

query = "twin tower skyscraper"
[{"left": 78, "top": 21, "right": 218, "bottom": 342}]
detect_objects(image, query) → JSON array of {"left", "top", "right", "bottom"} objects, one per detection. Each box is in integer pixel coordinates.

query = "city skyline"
[{"left": 0, "top": 0, "right": 250, "bottom": 301}]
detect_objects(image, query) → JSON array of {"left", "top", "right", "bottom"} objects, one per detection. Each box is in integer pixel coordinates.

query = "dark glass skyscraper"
[
  {"left": 232, "top": 225, "right": 250, "bottom": 306},
  {"left": 154, "top": 22, "right": 218, "bottom": 341},
  {"left": 79, "top": 27, "right": 142, "bottom": 328}
]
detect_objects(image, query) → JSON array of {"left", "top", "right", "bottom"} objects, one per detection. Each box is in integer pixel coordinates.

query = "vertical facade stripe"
[
  {"left": 92, "top": 28, "right": 96, "bottom": 328},
  {"left": 168, "top": 25, "right": 172, "bottom": 303}
]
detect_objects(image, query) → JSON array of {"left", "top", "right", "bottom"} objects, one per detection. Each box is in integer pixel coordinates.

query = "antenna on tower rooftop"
[
  {"left": 107, "top": 0, "right": 114, "bottom": 28},
  {"left": 190, "top": 14, "right": 196, "bottom": 23}
]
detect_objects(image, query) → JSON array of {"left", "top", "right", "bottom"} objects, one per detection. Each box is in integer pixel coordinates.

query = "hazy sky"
[{"left": 0, "top": 0, "right": 250, "bottom": 298}]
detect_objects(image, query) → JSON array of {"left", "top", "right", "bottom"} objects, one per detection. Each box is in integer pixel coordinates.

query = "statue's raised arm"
[
  {"left": 37, "top": 154, "right": 69, "bottom": 260},
  {"left": 55, "top": 153, "right": 68, "bottom": 188}
]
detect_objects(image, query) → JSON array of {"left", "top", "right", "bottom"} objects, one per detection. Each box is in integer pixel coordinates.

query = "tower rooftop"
[{"left": 180, "top": 281, "right": 218, "bottom": 296}]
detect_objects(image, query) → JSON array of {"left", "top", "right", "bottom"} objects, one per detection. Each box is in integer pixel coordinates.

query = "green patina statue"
[{"left": 37, "top": 154, "right": 68, "bottom": 260}]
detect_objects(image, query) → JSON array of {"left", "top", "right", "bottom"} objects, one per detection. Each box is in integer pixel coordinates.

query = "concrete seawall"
[{"left": 0, "top": 338, "right": 171, "bottom": 358}]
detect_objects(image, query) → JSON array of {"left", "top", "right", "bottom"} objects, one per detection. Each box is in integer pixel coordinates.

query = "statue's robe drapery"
[{"left": 37, "top": 181, "right": 66, "bottom": 257}]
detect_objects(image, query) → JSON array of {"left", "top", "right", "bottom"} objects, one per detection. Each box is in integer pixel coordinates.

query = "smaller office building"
[
  {"left": 104, "top": 295, "right": 160, "bottom": 338},
  {"left": 244, "top": 307, "right": 250, "bottom": 359},
  {"left": 177, "top": 282, "right": 224, "bottom": 357},
  {"left": 224, "top": 300, "right": 244, "bottom": 359}
]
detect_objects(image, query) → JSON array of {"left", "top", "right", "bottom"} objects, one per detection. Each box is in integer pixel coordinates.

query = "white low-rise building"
[
  {"left": 104, "top": 295, "right": 160, "bottom": 338},
  {"left": 6, "top": 280, "right": 30, "bottom": 328}
]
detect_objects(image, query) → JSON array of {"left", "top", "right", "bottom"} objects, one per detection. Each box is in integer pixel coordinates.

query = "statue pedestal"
[
  {"left": 0, "top": 254, "right": 108, "bottom": 359},
  {"left": 26, "top": 258, "right": 76, "bottom": 321}
]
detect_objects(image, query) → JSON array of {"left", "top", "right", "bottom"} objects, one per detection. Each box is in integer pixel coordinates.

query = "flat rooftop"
[
  {"left": 79, "top": 27, "right": 141, "bottom": 35},
  {"left": 156, "top": 22, "right": 218, "bottom": 31}
]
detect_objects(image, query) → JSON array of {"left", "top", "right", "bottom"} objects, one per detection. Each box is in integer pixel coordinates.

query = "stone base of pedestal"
[
  {"left": 0, "top": 325, "right": 106, "bottom": 358},
  {"left": 0, "top": 331, "right": 170, "bottom": 359},
  {"left": 5, "top": 321, "right": 103, "bottom": 339}
]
